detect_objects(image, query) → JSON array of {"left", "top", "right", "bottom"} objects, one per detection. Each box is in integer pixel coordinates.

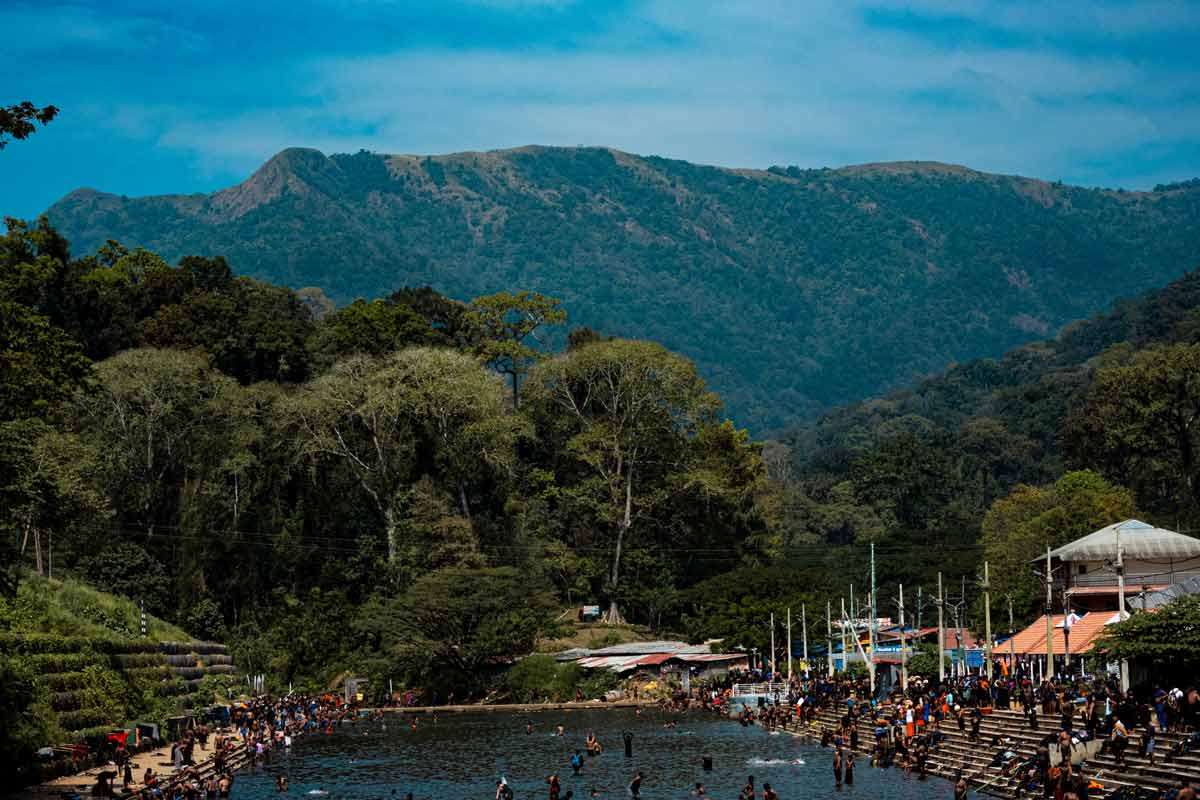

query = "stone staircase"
[{"left": 769, "top": 705, "right": 1200, "bottom": 799}]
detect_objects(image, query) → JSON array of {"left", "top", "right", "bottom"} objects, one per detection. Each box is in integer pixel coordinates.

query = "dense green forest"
[
  {"left": 771, "top": 266, "right": 1200, "bottom": 623},
  {"left": 46, "top": 146, "right": 1200, "bottom": 431},
  {"left": 6, "top": 212, "right": 1200, "bottom": 706},
  {"left": 0, "top": 216, "right": 780, "bottom": 696}
]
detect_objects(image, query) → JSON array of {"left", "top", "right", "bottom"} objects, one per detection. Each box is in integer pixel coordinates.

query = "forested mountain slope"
[
  {"left": 46, "top": 146, "right": 1200, "bottom": 431},
  {"left": 769, "top": 267, "right": 1200, "bottom": 604}
]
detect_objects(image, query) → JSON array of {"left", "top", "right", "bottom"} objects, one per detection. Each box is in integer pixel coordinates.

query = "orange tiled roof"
[{"left": 1006, "top": 612, "right": 1118, "bottom": 656}]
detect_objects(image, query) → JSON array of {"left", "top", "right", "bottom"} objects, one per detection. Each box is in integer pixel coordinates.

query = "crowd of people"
[
  {"left": 87, "top": 695, "right": 354, "bottom": 800},
  {"left": 686, "top": 667, "right": 1200, "bottom": 800}
]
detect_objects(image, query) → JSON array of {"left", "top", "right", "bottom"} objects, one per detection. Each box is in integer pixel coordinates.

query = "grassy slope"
[{"left": 1, "top": 572, "right": 191, "bottom": 642}]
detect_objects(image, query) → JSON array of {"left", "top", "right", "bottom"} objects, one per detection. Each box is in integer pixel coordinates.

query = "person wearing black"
[
  {"left": 954, "top": 772, "right": 968, "bottom": 800},
  {"left": 628, "top": 772, "right": 643, "bottom": 799}
]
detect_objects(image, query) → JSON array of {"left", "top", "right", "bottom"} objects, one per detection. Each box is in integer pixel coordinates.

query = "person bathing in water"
[{"left": 586, "top": 731, "right": 602, "bottom": 756}]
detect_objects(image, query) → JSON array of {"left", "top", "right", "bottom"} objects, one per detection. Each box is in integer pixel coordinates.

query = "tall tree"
[
  {"left": 466, "top": 291, "right": 565, "bottom": 409},
  {"left": 291, "top": 348, "right": 521, "bottom": 562},
  {"left": 0, "top": 102, "right": 58, "bottom": 150},
  {"left": 528, "top": 339, "right": 719, "bottom": 622},
  {"left": 980, "top": 470, "right": 1135, "bottom": 621},
  {"left": 1063, "top": 343, "right": 1200, "bottom": 515}
]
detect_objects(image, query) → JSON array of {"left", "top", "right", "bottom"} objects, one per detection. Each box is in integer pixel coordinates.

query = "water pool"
[{"left": 230, "top": 708, "right": 951, "bottom": 800}]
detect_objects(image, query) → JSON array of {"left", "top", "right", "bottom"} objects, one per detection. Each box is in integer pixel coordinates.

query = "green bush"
[
  {"left": 502, "top": 655, "right": 581, "bottom": 702},
  {"left": 587, "top": 630, "right": 624, "bottom": 649},
  {"left": 500, "top": 655, "right": 618, "bottom": 703}
]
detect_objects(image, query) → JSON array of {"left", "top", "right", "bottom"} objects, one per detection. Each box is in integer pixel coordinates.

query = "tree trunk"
[
  {"left": 603, "top": 466, "right": 634, "bottom": 625},
  {"left": 458, "top": 480, "right": 472, "bottom": 520},
  {"left": 384, "top": 506, "right": 398, "bottom": 563},
  {"left": 34, "top": 528, "right": 44, "bottom": 577}
]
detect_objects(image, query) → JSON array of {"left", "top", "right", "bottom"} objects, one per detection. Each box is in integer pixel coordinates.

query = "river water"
[{"left": 231, "top": 708, "right": 950, "bottom": 800}]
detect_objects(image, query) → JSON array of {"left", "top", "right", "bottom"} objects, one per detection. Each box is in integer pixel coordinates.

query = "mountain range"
[{"left": 46, "top": 146, "right": 1200, "bottom": 431}]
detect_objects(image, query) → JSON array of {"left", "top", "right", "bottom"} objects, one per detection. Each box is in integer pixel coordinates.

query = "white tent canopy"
[{"left": 1042, "top": 519, "right": 1200, "bottom": 562}]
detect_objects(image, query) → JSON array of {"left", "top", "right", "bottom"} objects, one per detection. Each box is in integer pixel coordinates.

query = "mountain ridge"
[{"left": 45, "top": 145, "right": 1200, "bottom": 431}]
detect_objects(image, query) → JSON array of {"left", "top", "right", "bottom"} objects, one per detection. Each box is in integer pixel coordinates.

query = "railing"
[{"left": 731, "top": 682, "right": 789, "bottom": 697}]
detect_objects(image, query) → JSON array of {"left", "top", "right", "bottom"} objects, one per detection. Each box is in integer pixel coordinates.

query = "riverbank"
[{"left": 10, "top": 735, "right": 251, "bottom": 800}]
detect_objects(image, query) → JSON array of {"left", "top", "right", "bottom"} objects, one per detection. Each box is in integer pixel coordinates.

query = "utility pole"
[
  {"left": 844, "top": 597, "right": 854, "bottom": 671},
  {"left": 1116, "top": 525, "right": 1129, "bottom": 692},
  {"left": 917, "top": 585, "right": 923, "bottom": 630},
  {"left": 937, "top": 572, "right": 945, "bottom": 683},
  {"left": 899, "top": 583, "right": 908, "bottom": 689},
  {"left": 801, "top": 604, "right": 809, "bottom": 675},
  {"left": 983, "top": 561, "right": 993, "bottom": 680},
  {"left": 1063, "top": 587, "right": 1072, "bottom": 673},
  {"left": 826, "top": 600, "right": 834, "bottom": 676},
  {"left": 770, "top": 611, "right": 777, "bottom": 678},
  {"left": 786, "top": 607, "right": 793, "bottom": 682},
  {"left": 1007, "top": 594, "right": 1015, "bottom": 669},
  {"left": 1045, "top": 547, "right": 1054, "bottom": 680},
  {"left": 850, "top": 584, "right": 856, "bottom": 629},
  {"left": 869, "top": 541, "right": 878, "bottom": 689}
]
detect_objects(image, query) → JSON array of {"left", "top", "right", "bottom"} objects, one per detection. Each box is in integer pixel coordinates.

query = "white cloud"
[{"left": 54, "top": 0, "right": 1200, "bottom": 190}]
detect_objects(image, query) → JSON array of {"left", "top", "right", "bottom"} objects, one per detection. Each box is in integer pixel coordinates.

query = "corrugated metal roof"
[
  {"left": 674, "top": 653, "right": 747, "bottom": 663},
  {"left": 1043, "top": 520, "right": 1200, "bottom": 561},
  {"left": 1135, "top": 575, "right": 1200, "bottom": 609}
]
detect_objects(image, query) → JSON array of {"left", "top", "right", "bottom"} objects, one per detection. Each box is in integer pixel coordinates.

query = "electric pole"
[
  {"left": 869, "top": 541, "right": 877, "bottom": 688},
  {"left": 770, "top": 611, "right": 777, "bottom": 678},
  {"left": 786, "top": 607, "right": 793, "bottom": 682},
  {"left": 1116, "top": 525, "right": 1129, "bottom": 691},
  {"left": 801, "top": 603, "right": 809, "bottom": 676},
  {"left": 899, "top": 583, "right": 908, "bottom": 689},
  {"left": 826, "top": 600, "right": 834, "bottom": 676},
  {"left": 840, "top": 597, "right": 849, "bottom": 674},
  {"left": 983, "top": 561, "right": 993, "bottom": 680},
  {"left": 1045, "top": 547, "right": 1054, "bottom": 680},
  {"left": 1007, "top": 594, "right": 1015, "bottom": 669},
  {"left": 937, "top": 572, "right": 945, "bottom": 683}
]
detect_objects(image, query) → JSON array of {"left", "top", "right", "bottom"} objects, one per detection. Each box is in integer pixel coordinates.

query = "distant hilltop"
[{"left": 46, "top": 145, "right": 1200, "bottom": 432}]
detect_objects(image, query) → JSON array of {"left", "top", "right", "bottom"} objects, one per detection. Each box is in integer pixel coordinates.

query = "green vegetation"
[
  {"left": 45, "top": 147, "right": 1200, "bottom": 431},
  {"left": 0, "top": 574, "right": 225, "bottom": 783},
  {"left": 501, "top": 654, "right": 619, "bottom": 703},
  {"left": 771, "top": 267, "right": 1200, "bottom": 625},
  {"left": 0, "top": 101, "right": 58, "bottom": 150},
  {"left": 1092, "top": 596, "right": 1200, "bottom": 670},
  {"left": 2, "top": 574, "right": 190, "bottom": 642},
  {"left": 0, "top": 218, "right": 773, "bottom": 702}
]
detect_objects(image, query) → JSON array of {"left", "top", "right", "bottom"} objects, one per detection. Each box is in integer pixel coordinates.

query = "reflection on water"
[{"left": 231, "top": 708, "right": 949, "bottom": 800}]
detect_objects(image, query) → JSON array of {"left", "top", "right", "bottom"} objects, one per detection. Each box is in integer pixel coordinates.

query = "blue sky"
[{"left": 3, "top": 0, "right": 1200, "bottom": 220}]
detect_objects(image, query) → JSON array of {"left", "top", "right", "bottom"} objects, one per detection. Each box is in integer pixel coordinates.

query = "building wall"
[{"left": 1067, "top": 556, "right": 1200, "bottom": 589}]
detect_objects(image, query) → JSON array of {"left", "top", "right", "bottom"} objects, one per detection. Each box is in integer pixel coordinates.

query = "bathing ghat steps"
[{"left": 764, "top": 706, "right": 1200, "bottom": 799}]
